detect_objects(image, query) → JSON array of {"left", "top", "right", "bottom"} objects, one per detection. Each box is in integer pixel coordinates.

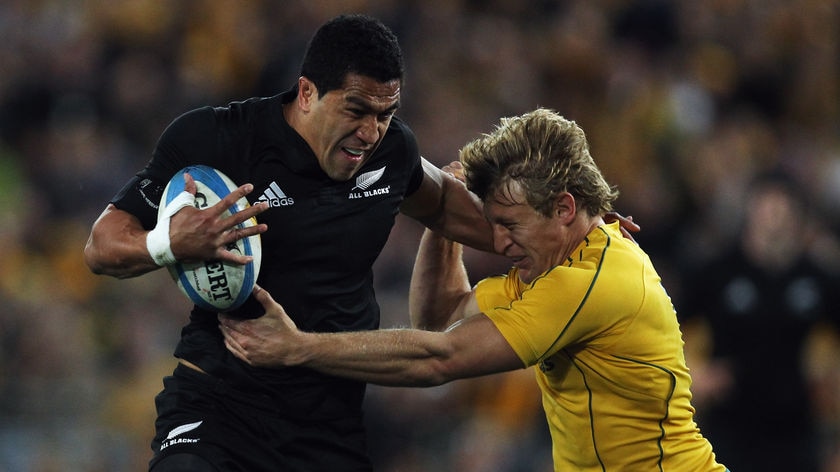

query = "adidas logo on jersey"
[{"left": 258, "top": 182, "right": 295, "bottom": 207}]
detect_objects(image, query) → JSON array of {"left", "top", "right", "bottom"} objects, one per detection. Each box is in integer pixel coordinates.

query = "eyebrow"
[{"left": 346, "top": 95, "right": 401, "bottom": 113}]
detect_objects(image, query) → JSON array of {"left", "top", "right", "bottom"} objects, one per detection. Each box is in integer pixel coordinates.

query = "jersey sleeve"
[
  {"left": 476, "top": 265, "right": 609, "bottom": 366},
  {"left": 109, "top": 106, "right": 220, "bottom": 229},
  {"left": 388, "top": 116, "right": 423, "bottom": 197}
]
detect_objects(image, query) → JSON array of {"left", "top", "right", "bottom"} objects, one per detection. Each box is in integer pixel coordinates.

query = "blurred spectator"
[{"left": 679, "top": 171, "right": 840, "bottom": 471}]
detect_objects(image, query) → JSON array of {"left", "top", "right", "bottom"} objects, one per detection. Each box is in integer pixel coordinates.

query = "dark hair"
[{"left": 300, "top": 14, "right": 404, "bottom": 97}]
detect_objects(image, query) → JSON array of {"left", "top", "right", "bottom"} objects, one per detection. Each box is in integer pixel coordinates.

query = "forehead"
[
  {"left": 483, "top": 183, "right": 531, "bottom": 220},
  {"left": 333, "top": 73, "right": 401, "bottom": 110}
]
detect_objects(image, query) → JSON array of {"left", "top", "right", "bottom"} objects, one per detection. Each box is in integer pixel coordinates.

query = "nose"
[
  {"left": 492, "top": 226, "right": 512, "bottom": 254},
  {"left": 356, "top": 115, "right": 380, "bottom": 145}
]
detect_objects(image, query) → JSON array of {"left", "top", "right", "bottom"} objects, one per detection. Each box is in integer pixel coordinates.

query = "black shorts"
[{"left": 148, "top": 364, "right": 373, "bottom": 472}]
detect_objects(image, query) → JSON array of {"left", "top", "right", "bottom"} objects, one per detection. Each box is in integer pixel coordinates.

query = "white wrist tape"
[{"left": 146, "top": 191, "right": 196, "bottom": 266}]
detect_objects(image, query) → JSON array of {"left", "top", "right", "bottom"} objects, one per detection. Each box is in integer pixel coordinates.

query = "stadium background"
[{"left": 1, "top": 1, "right": 839, "bottom": 470}]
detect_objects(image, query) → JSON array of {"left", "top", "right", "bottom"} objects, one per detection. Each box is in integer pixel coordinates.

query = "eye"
[{"left": 495, "top": 220, "right": 517, "bottom": 231}]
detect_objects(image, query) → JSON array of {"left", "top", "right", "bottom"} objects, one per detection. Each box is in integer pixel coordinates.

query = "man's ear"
[
  {"left": 298, "top": 77, "right": 318, "bottom": 112},
  {"left": 554, "top": 192, "right": 576, "bottom": 223}
]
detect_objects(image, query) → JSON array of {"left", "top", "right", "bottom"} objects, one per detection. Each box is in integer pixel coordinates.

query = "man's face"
[
  {"left": 300, "top": 73, "right": 400, "bottom": 181},
  {"left": 484, "top": 183, "right": 567, "bottom": 284}
]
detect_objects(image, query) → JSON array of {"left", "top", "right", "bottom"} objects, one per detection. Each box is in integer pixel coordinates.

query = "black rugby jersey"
[{"left": 111, "top": 86, "right": 424, "bottom": 416}]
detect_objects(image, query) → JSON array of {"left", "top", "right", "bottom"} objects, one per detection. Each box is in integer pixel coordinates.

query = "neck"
[
  {"left": 283, "top": 102, "right": 314, "bottom": 151},
  {"left": 576, "top": 214, "right": 605, "bottom": 240},
  {"left": 559, "top": 214, "right": 605, "bottom": 262}
]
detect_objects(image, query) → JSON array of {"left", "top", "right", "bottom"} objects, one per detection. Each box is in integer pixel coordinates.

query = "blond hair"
[{"left": 460, "top": 108, "right": 618, "bottom": 217}]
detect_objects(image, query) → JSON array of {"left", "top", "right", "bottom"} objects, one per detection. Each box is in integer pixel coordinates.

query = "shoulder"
[
  {"left": 388, "top": 115, "right": 414, "bottom": 135},
  {"left": 369, "top": 115, "right": 423, "bottom": 192},
  {"left": 165, "top": 95, "right": 280, "bottom": 132},
  {"left": 155, "top": 95, "right": 283, "bottom": 166},
  {"left": 475, "top": 272, "right": 521, "bottom": 311},
  {"left": 215, "top": 95, "right": 280, "bottom": 121},
  {"left": 380, "top": 116, "right": 419, "bottom": 158}
]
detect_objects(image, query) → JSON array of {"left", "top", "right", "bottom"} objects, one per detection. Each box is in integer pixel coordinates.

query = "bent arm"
[
  {"left": 84, "top": 204, "right": 162, "bottom": 278},
  {"left": 409, "top": 228, "right": 476, "bottom": 331},
  {"left": 85, "top": 178, "right": 267, "bottom": 279},
  {"left": 400, "top": 158, "right": 493, "bottom": 253}
]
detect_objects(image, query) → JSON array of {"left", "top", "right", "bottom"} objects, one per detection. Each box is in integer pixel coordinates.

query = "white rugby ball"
[{"left": 158, "top": 165, "right": 261, "bottom": 312}]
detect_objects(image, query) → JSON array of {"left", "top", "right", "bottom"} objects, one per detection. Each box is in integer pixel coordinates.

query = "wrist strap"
[{"left": 146, "top": 191, "right": 195, "bottom": 266}]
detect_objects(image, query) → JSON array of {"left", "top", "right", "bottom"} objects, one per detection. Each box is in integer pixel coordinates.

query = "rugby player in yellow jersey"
[{"left": 220, "top": 108, "right": 728, "bottom": 471}]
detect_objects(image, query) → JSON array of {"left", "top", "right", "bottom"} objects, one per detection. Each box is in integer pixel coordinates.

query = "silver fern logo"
[
  {"left": 348, "top": 166, "right": 390, "bottom": 199},
  {"left": 352, "top": 167, "right": 386, "bottom": 191},
  {"left": 160, "top": 420, "right": 203, "bottom": 451},
  {"left": 166, "top": 421, "right": 203, "bottom": 440}
]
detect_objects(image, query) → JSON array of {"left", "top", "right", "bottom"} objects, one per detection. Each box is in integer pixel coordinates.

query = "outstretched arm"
[{"left": 220, "top": 286, "right": 523, "bottom": 387}]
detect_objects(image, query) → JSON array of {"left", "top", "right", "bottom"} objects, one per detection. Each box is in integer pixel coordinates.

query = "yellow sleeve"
[{"left": 476, "top": 263, "right": 612, "bottom": 366}]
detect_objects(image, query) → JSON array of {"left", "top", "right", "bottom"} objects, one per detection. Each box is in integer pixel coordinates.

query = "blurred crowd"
[{"left": 1, "top": 0, "right": 839, "bottom": 470}]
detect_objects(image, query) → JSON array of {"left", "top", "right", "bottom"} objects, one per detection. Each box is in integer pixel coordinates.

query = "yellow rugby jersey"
[{"left": 475, "top": 222, "right": 725, "bottom": 471}]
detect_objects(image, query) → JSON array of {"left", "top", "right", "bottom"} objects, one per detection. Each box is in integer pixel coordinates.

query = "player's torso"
[
  {"left": 533, "top": 229, "right": 705, "bottom": 469},
  {"left": 148, "top": 94, "right": 421, "bottom": 333},
  {"left": 203, "top": 100, "right": 419, "bottom": 332},
  {"left": 241, "top": 152, "right": 410, "bottom": 330}
]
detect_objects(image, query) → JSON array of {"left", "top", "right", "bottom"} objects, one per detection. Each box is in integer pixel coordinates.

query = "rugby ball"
[{"left": 158, "top": 165, "right": 261, "bottom": 312}]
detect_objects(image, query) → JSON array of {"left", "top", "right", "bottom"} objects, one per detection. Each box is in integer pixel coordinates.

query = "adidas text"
[
  {"left": 262, "top": 196, "right": 295, "bottom": 207},
  {"left": 258, "top": 182, "right": 295, "bottom": 207}
]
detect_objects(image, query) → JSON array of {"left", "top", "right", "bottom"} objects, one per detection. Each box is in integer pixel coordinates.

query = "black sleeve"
[
  {"left": 393, "top": 117, "right": 424, "bottom": 197},
  {"left": 109, "top": 175, "right": 166, "bottom": 230},
  {"left": 109, "top": 106, "right": 221, "bottom": 229}
]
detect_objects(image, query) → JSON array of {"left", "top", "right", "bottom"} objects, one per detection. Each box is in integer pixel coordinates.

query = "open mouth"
[
  {"left": 510, "top": 256, "right": 526, "bottom": 267},
  {"left": 342, "top": 147, "right": 365, "bottom": 161}
]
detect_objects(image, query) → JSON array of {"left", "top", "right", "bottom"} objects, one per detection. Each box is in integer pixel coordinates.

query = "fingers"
[
  {"left": 213, "top": 183, "right": 256, "bottom": 217},
  {"left": 226, "top": 201, "right": 269, "bottom": 228},
  {"left": 249, "top": 285, "right": 294, "bottom": 329},
  {"left": 220, "top": 325, "right": 252, "bottom": 365},
  {"left": 251, "top": 284, "right": 274, "bottom": 308},
  {"left": 218, "top": 294, "right": 263, "bottom": 366},
  {"left": 218, "top": 314, "right": 249, "bottom": 346},
  {"left": 441, "top": 161, "right": 466, "bottom": 183},
  {"left": 183, "top": 172, "right": 198, "bottom": 195},
  {"left": 217, "top": 185, "right": 269, "bottom": 231},
  {"left": 443, "top": 161, "right": 463, "bottom": 171},
  {"left": 205, "top": 183, "right": 267, "bottom": 227},
  {"left": 214, "top": 185, "right": 269, "bottom": 262},
  {"left": 623, "top": 215, "right": 641, "bottom": 231},
  {"left": 605, "top": 211, "right": 641, "bottom": 232},
  {"left": 169, "top": 180, "right": 268, "bottom": 264}
]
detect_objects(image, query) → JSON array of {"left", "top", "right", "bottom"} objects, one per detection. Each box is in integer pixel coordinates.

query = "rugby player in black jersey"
[{"left": 85, "top": 14, "right": 494, "bottom": 472}]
